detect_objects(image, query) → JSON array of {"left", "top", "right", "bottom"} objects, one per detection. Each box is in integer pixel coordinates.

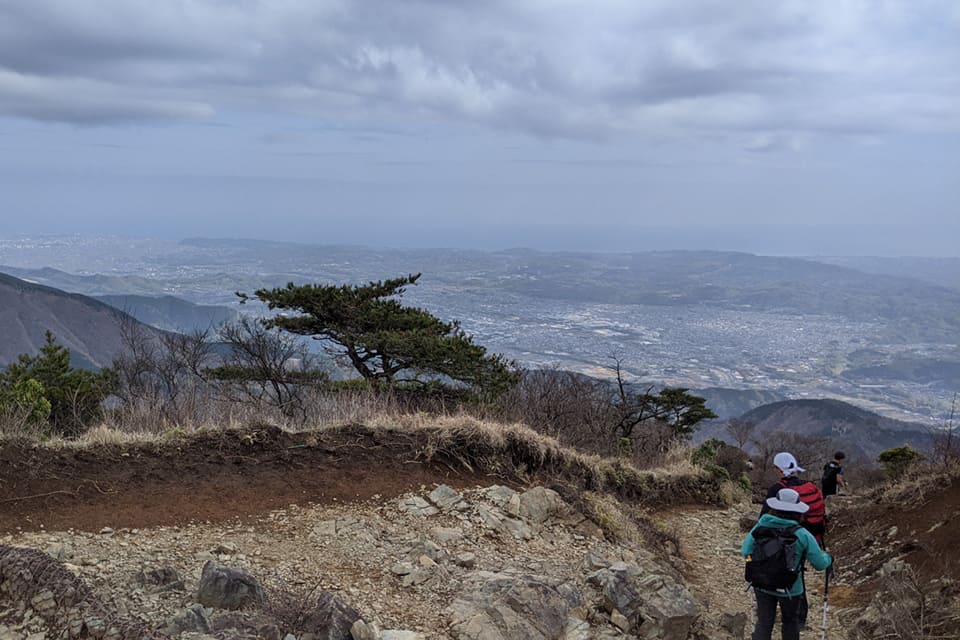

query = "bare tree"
[
  {"left": 498, "top": 367, "right": 614, "bottom": 453},
  {"left": 112, "top": 317, "right": 214, "bottom": 422},
  {"left": 207, "top": 316, "right": 327, "bottom": 419},
  {"left": 726, "top": 418, "right": 757, "bottom": 450},
  {"left": 932, "top": 392, "right": 959, "bottom": 466}
]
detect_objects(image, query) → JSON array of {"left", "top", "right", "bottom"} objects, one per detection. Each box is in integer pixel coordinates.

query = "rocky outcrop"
[
  {"left": 0, "top": 545, "right": 164, "bottom": 639},
  {"left": 197, "top": 561, "right": 266, "bottom": 610},
  {"left": 447, "top": 572, "right": 573, "bottom": 640},
  {"left": 1, "top": 483, "right": 707, "bottom": 639}
]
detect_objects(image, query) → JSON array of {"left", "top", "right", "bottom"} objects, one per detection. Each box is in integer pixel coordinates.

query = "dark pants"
[{"left": 752, "top": 589, "right": 803, "bottom": 640}]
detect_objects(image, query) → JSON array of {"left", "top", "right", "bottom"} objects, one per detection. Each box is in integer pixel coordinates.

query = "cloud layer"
[{"left": 2, "top": 0, "right": 959, "bottom": 140}]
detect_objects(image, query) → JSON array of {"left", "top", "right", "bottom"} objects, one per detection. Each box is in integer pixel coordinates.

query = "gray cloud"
[{"left": 1, "top": 0, "right": 958, "bottom": 141}]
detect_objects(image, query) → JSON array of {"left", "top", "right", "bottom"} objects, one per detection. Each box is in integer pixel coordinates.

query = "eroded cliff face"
[{"left": 1, "top": 483, "right": 709, "bottom": 640}]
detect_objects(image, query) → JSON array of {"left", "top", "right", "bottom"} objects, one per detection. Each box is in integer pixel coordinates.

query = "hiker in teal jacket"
[{"left": 742, "top": 487, "right": 833, "bottom": 640}]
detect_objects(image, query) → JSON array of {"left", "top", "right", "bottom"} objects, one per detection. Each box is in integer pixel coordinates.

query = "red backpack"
[{"left": 779, "top": 478, "right": 826, "bottom": 528}]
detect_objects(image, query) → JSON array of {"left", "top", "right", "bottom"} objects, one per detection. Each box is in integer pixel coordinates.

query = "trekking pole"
[{"left": 821, "top": 565, "right": 831, "bottom": 640}]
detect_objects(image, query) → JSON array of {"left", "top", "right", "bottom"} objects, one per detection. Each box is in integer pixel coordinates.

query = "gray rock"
[
  {"left": 300, "top": 592, "right": 363, "bottom": 640},
  {"left": 518, "top": 487, "right": 571, "bottom": 525},
  {"left": 482, "top": 485, "right": 518, "bottom": 507},
  {"left": 430, "top": 527, "right": 465, "bottom": 545},
  {"left": 136, "top": 565, "right": 184, "bottom": 590},
  {"left": 163, "top": 604, "right": 213, "bottom": 635},
  {"left": 632, "top": 574, "right": 698, "bottom": 640},
  {"left": 447, "top": 573, "right": 573, "bottom": 640},
  {"left": 210, "top": 611, "right": 281, "bottom": 639},
  {"left": 350, "top": 619, "right": 380, "bottom": 640},
  {"left": 196, "top": 561, "right": 266, "bottom": 610},
  {"left": 720, "top": 610, "right": 747, "bottom": 638},
  {"left": 381, "top": 632, "right": 426, "bottom": 640},
  {"left": 562, "top": 617, "right": 591, "bottom": 640},
  {"left": 586, "top": 561, "right": 698, "bottom": 640},
  {"left": 454, "top": 552, "right": 477, "bottom": 569},
  {"left": 398, "top": 497, "right": 439, "bottom": 517},
  {"left": 610, "top": 609, "right": 631, "bottom": 633},
  {"left": 501, "top": 517, "right": 534, "bottom": 540},
  {"left": 428, "top": 485, "right": 467, "bottom": 511}
]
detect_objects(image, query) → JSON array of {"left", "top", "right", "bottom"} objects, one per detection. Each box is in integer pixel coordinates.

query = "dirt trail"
[
  {"left": 658, "top": 504, "right": 851, "bottom": 640},
  {"left": 1, "top": 425, "right": 877, "bottom": 639},
  {"left": 0, "top": 426, "right": 495, "bottom": 534}
]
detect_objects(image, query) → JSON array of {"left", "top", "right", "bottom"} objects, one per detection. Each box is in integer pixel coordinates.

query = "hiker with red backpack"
[
  {"left": 760, "top": 452, "right": 828, "bottom": 629},
  {"left": 762, "top": 452, "right": 827, "bottom": 545},
  {"left": 743, "top": 487, "right": 834, "bottom": 640}
]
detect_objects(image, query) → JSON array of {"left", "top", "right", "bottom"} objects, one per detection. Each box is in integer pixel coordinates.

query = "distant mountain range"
[
  {"left": 695, "top": 398, "right": 935, "bottom": 462},
  {"left": 94, "top": 295, "right": 238, "bottom": 333},
  {"left": 483, "top": 250, "right": 960, "bottom": 344},
  {"left": 811, "top": 256, "right": 960, "bottom": 292},
  {"left": 0, "top": 272, "right": 163, "bottom": 369},
  {"left": 0, "top": 265, "right": 168, "bottom": 296},
  {"left": 691, "top": 387, "right": 789, "bottom": 420}
]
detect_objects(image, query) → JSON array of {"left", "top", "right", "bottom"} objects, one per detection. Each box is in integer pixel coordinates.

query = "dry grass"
[
  {"left": 869, "top": 458, "right": 960, "bottom": 505},
  {"left": 849, "top": 564, "right": 960, "bottom": 640},
  {"left": 1, "top": 397, "right": 734, "bottom": 510},
  {"left": 355, "top": 414, "right": 732, "bottom": 508}
]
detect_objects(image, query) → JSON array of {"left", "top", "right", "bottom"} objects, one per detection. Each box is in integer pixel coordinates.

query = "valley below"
[{"left": 1, "top": 235, "right": 957, "bottom": 424}]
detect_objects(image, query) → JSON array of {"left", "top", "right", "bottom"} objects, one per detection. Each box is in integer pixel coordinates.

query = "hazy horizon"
[
  {"left": 3, "top": 226, "right": 960, "bottom": 259},
  {"left": 2, "top": 2, "right": 958, "bottom": 258}
]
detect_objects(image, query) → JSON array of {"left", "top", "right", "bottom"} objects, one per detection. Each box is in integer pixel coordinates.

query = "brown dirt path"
[
  {"left": 0, "top": 425, "right": 493, "bottom": 534},
  {"left": 657, "top": 503, "right": 851, "bottom": 640}
]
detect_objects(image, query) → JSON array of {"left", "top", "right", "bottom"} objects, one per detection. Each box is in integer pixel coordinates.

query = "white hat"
[
  {"left": 773, "top": 452, "right": 805, "bottom": 475},
  {"left": 766, "top": 488, "right": 810, "bottom": 514}
]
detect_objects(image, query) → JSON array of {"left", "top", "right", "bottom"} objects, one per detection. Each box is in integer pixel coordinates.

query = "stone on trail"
[
  {"left": 300, "top": 592, "right": 363, "bottom": 640},
  {"left": 518, "top": 487, "right": 571, "bottom": 525},
  {"left": 447, "top": 572, "right": 573, "bottom": 640},
  {"left": 586, "top": 560, "right": 698, "bottom": 640},
  {"left": 196, "top": 561, "right": 266, "bottom": 610},
  {"left": 163, "top": 603, "right": 213, "bottom": 635},
  {"left": 397, "top": 496, "right": 439, "bottom": 517},
  {"left": 427, "top": 485, "right": 467, "bottom": 511}
]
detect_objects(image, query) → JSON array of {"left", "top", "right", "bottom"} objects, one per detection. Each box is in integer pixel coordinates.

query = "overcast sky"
[{"left": 1, "top": 1, "right": 957, "bottom": 255}]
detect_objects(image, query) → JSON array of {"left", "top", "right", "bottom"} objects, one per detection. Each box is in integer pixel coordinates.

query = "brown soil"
[
  {"left": 0, "top": 425, "right": 495, "bottom": 534},
  {"left": 828, "top": 475, "right": 960, "bottom": 600}
]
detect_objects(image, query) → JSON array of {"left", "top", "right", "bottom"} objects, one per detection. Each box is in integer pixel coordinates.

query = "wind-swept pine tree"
[{"left": 242, "top": 274, "right": 518, "bottom": 397}]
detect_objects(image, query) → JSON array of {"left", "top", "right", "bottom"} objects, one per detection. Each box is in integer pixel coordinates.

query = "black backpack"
[
  {"left": 822, "top": 462, "right": 841, "bottom": 486},
  {"left": 745, "top": 525, "right": 803, "bottom": 590}
]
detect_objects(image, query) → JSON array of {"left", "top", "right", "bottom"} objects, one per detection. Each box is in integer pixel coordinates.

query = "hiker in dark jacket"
[
  {"left": 822, "top": 451, "right": 846, "bottom": 496},
  {"left": 743, "top": 487, "right": 833, "bottom": 640}
]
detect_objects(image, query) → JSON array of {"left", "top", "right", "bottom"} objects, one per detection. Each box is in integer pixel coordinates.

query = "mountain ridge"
[{"left": 0, "top": 272, "right": 162, "bottom": 369}]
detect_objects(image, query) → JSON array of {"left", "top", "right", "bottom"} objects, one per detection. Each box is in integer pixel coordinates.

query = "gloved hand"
[{"left": 826, "top": 561, "right": 835, "bottom": 581}]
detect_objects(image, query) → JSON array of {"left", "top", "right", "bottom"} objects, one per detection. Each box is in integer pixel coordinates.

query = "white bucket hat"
[
  {"left": 773, "top": 452, "right": 805, "bottom": 475},
  {"left": 766, "top": 487, "right": 809, "bottom": 514}
]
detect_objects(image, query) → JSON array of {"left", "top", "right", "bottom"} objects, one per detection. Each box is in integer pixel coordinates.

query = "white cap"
[{"left": 773, "top": 452, "right": 805, "bottom": 475}]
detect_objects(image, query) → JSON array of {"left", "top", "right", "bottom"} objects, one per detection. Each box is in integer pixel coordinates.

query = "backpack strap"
[{"left": 786, "top": 524, "right": 807, "bottom": 571}]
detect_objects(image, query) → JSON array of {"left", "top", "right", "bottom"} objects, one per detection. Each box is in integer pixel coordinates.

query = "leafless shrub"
[
  {"left": 850, "top": 564, "right": 960, "bottom": 639},
  {"left": 497, "top": 367, "right": 614, "bottom": 451},
  {"left": 931, "top": 392, "right": 960, "bottom": 467},
  {"left": 497, "top": 362, "right": 712, "bottom": 469},
  {"left": 258, "top": 578, "right": 325, "bottom": 634},
  {"left": 112, "top": 317, "right": 215, "bottom": 423},
  {"left": 0, "top": 405, "right": 49, "bottom": 440},
  {"left": 209, "top": 317, "right": 327, "bottom": 420},
  {"left": 726, "top": 418, "right": 756, "bottom": 450}
]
